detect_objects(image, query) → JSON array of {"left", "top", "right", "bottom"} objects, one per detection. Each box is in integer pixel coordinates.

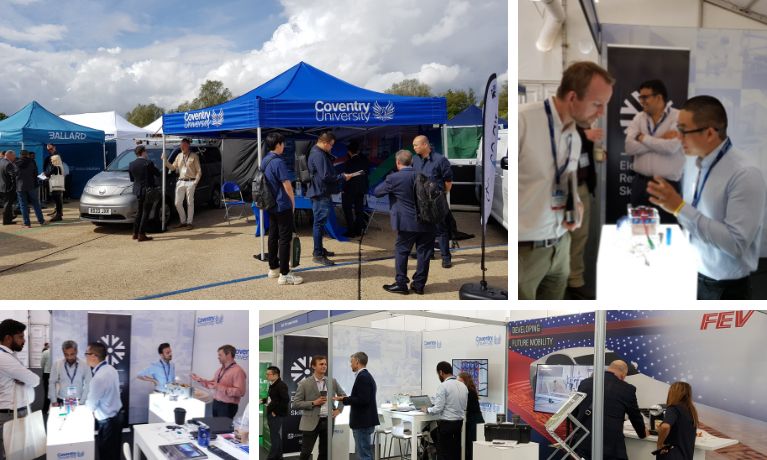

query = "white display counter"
[
  {"left": 473, "top": 441, "right": 538, "bottom": 460},
  {"left": 148, "top": 392, "right": 206, "bottom": 423},
  {"left": 133, "top": 423, "right": 249, "bottom": 460},
  {"left": 597, "top": 224, "right": 697, "bottom": 300},
  {"left": 47, "top": 404, "right": 95, "bottom": 460},
  {"left": 624, "top": 421, "right": 738, "bottom": 459},
  {"left": 377, "top": 406, "right": 466, "bottom": 460}
]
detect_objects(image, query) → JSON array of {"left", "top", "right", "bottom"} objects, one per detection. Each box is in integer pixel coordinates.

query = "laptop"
[
  {"left": 409, "top": 395, "right": 434, "bottom": 410},
  {"left": 189, "top": 416, "right": 234, "bottom": 434}
]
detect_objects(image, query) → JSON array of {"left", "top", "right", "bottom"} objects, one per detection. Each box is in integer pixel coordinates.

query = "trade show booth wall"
[
  {"left": 52, "top": 310, "right": 249, "bottom": 424},
  {"left": 507, "top": 310, "right": 767, "bottom": 459}
]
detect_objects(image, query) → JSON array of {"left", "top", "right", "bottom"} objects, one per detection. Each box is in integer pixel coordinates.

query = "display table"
[
  {"left": 597, "top": 224, "right": 697, "bottom": 300},
  {"left": 623, "top": 421, "right": 738, "bottom": 459},
  {"left": 148, "top": 392, "right": 206, "bottom": 423},
  {"left": 47, "top": 404, "right": 95, "bottom": 460},
  {"left": 133, "top": 423, "right": 249, "bottom": 460},
  {"left": 378, "top": 407, "right": 466, "bottom": 460},
  {"left": 473, "top": 441, "right": 538, "bottom": 460}
]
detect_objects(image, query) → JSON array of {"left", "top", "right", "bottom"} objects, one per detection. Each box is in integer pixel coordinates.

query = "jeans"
[
  {"left": 311, "top": 197, "right": 332, "bottom": 256},
  {"left": 17, "top": 189, "right": 44, "bottom": 226},
  {"left": 697, "top": 273, "right": 752, "bottom": 300},
  {"left": 352, "top": 426, "right": 375, "bottom": 460},
  {"left": 268, "top": 209, "right": 295, "bottom": 275},
  {"left": 267, "top": 413, "right": 284, "bottom": 460}
]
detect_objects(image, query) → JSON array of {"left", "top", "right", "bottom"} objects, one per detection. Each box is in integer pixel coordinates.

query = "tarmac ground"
[{"left": 0, "top": 201, "right": 508, "bottom": 300}]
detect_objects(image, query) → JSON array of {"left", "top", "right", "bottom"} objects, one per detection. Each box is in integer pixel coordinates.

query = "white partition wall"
[{"left": 192, "top": 311, "right": 250, "bottom": 420}]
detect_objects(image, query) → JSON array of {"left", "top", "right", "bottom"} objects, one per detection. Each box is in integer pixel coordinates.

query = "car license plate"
[{"left": 88, "top": 208, "right": 112, "bottom": 215}]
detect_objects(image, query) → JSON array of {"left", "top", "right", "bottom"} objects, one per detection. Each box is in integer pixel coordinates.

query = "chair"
[
  {"left": 122, "top": 442, "right": 131, "bottom": 460},
  {"left": 382, "top": 413, "right": 419, "bottom": 460},
  {"left": 221, "top": 181, "right": 249, "bottom": 224},
  {"left": 375, "top": 412, "right": 393, "bottom": 459}
]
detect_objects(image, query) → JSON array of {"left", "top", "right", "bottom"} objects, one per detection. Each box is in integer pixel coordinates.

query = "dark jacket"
[
  {"left": 307, "top": 145, "right": 343, "bottom": 199},
  {"left": 265, "top": 378, "right": 290, "bottom": 417},
  {"left": 466, "top": 389, "right": 483, "bottom": 423},
  {"left": 342, "top": 368, "right": 380, "bottom": 430},
  {"left": 575, "top": 372, "right": 647, "bottom": 460},
  {"left": 14, "top": 157, "right": 39, "bottom": 192},
  {"left": 343, "top": 153, "right": 369, "bottom": 195},
  {"left": 0, "top": 158, "right": 16, "bottom": 193},
  {"left": 373, "top": 166, "right": 435, "bottom": 233},
  {"left": 576, "top": 126, "right": 597, "bottom": 195},
  {"left": 128, "top": 157, "right": 161, "bottom": 197},
  {"left": 658, "top": 405, "right": 696, "bottom": 460}
]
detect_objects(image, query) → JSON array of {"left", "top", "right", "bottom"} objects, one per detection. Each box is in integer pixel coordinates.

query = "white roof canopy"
[
  {"left": 143, "top": 116, "right": 163, "bottom": 135},
  {"left": 60, "top": 111, "right": 152, "bottom": 140}
]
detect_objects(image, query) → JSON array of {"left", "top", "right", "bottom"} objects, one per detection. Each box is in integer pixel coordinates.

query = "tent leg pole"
[
  {"left": 220, "top": 138, "right": 225, "bottom": 208},
  {"left": 162, "top": 134, "right": 167, "bottom": 232},
  {"left": 103, "top": 142, "right": 107, "bottom": 169},
  {"left": 258, "top": 128, "right": 266, "bottom": 260}
]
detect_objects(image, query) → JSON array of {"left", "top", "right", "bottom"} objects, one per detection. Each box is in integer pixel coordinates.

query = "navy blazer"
[
  {"left": 307, "top": 145, "right": 343, "bottom": 199},
  {"left": 128, "top": 157, "right": 161, "bottom": 197},
  {"left": 374, "top": 166, "right": 435, "bottom": 233},
  {"left": 342, "top": 368, "right": 380, "bottom": 430}
]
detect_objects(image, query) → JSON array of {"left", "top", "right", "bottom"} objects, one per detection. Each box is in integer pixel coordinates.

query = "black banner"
[
  {"left": 282, "top": 335, "right": 328, "bottom": 453},
  {"left": 605, "top": 46, "right": 690, "bottom": 223},
  {"left": 87, "top": 313, "right": 131, "bottom": 422}
]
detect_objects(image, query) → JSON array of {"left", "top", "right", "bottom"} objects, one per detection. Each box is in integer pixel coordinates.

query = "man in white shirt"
[
  {"left": 518, "top": 61, "right": 614, "bottom": 299},
  {"left": 0, "top": 319, "right": 40, "bottom": 460},
  {"left": 625, "top": 79, "right": 684, "bottom": 222},
  {"left": 49, "top": 340, "right": 91, "bottom": 406},
  {"left": 417, "top": 361, "right": 468, "bottom": 460},
  {"left": 162, "top": 138, "right": 202, "bottom": 229},
  {"left": 84, "top": 342, "right": 123, "bottom": 460}
]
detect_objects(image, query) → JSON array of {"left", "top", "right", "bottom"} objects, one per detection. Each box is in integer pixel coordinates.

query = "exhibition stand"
[
  {"left": 148, "top": 392, "right": 206, "bottom": 424},
  {"left": 623, "top": 422, "right": 738, "bottom": 459},
  {"left": 46, "top": 404, "right": 95, "bottom": 460},
  {"left": 596, "top": 224, "right": 697, "bottom": 300},
  {"left": 472, "top": 441, "right": 538, "bottom": 460},
  {"left": 133, "top": 423, "right": 248, "bottom": 460}
]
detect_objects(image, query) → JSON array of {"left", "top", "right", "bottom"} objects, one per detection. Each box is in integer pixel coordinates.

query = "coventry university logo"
[
  {"left": 291, "top": 355, "right": 314, "bottom": 383},
  {"left": 621, "top": 91, "right": 674, "bottom": 134},
  {"left": 184, "top": 108, "right": 224, "bottom": 129},
  {"left": 423, "top": 339, "right": 442, "bottom": 349},
  {"left": 57, "top": 452, "right": 85, "bottom": 459},
  {"left": 197, "top": 314, "right": 224, "bottom": 326},
  {"left": 314, "top": 100, "right": 394, "bottom": 123},
  {"left": 372, "top": 101, "right": 395, "bottom": 121},
  {"left": 476, "top": 335, "right": 502, "bottom": 347},
  {"left": 99, "top": 334, "right": 126, "bottom": 366},
  {"left": 235, "top": 348, "right": 249, "bottom": 361},
  {"left": 211, "top": 109, "right": 224, "bottom": 127}
]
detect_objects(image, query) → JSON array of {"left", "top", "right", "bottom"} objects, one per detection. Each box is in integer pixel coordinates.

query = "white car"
[
  {"left": 474, "top": 128, "right": 508, "bottom": 229},
  {"left": 529, "top": 347, "right": 670, "bottom": 409}
]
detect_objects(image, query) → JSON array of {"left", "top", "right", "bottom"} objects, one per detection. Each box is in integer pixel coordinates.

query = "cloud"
[
  {"left": 0, "top": 23, "right": 66, "bottom": 44},
  {"left": 0, "top": 0, "right": 507, "bottom": 117}
]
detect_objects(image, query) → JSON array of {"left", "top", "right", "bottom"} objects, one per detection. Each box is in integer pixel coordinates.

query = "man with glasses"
[
  {"left": 518, "top": 61, "right": 614, "bottom": 300},
  {"left": 647, "top": 95, "right": 766, "bottom": 299},
  {"left": 261, "top": 366, "right": 289, "bottom": 460},
  {"left": 84, "top": 342, "right": 123, "bottom": 460},
  {"left": 307, "top": 131, "right": 353, "bottom": 266},
  {"left": 625, "top": 80, "right": 684, "bottom": 222},
  {"left": 49, "top": 340, "right": 91, "bottom": 406}
]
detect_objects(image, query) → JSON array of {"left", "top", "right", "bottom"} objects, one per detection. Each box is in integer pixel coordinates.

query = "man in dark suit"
[
  {"left": 341, "top": 140, "right": 369, "bottom": 238},
  {"left": 14, "top": 150, "right": 46, "bottom": 228},
  {"left": 129, "top": 145, "right": 161, "bottom": 242},
  {"left": 334, "top": 352, "right": 379, "bottom": 460},
  {"left": 374, "top": 149, "right": 436, "bottom": 295},
  {"left": 0, "top": 151, "right": 17, "bottom": 225},
  {"left": 575, "top": 360, "right": 647, "bottom": 460},
  {"left": 261, "top": 366, "right": 289, "bottom": 460}
]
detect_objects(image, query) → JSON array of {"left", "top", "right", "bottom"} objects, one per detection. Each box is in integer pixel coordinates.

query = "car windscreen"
[{"left": 107, "top": 148, "right": 167, "bottom": 171}]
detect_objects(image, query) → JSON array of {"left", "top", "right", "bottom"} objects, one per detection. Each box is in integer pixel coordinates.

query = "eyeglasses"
[
  {"left": 637, "top": 93, "right": 657, "bottom": 101},
  {"left": 84, "top": 352, "right": 95, "bottom": 356},
  {"left": 676, "top": 126, "right": 711, "bottom": 137}
]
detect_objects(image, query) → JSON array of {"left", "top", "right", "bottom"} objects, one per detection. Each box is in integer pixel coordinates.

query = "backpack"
[
  {"left": 414, "top": 173, "right": 449, "bottom": 225},
  {"left": 295, "top": 150, "right": 312, "bottom": 185},
  {"left": 252, "top": 156, "right": 278, "bottom": 210}
]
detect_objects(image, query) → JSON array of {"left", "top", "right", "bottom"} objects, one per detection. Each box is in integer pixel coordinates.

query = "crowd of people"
[{"left": 518, "top": 61, "right": 767, "bottom": 300}]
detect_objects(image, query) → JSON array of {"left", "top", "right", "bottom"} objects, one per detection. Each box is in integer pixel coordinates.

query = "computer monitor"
[
  {"left": 452, "top": 359, "right": 489, "bottom": 396},
  {"left": 533, "top": 364, "right": 593, "bottom": 413},
  {"left": 410, "top": 395, "right": 434, "bottom": 409}
]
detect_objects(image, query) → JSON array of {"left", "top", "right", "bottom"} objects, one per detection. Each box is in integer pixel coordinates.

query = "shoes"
[
  {"left": 39, "top": 221, "right": 47, "bottom": 226},
  {"left": 278, "top": 272, "right": 304, "bottom": 285},
  {"left": 312, "top": 256, "right": 335, "bottom": 266},
  {"left": 137, "top": 234, "right": 153, "bottom": 242},
  {"left": 49, "top": 215, "right": 62, "bottom": 222},
  {"left": 268, "top": 268, "right": 281, "bottom": 279},
  {"left": 383, "top": 283, "right": 410, "bottom": 295},
  {"left": 566, "top": 285, "right": 595, "bottom": 300},
  {"left": 410, "top": 285, "right": 425, "bottom": 295},
  {"left": 173, "top": 223, "right": 187, "bottom": 229},
  {"left": 185, "top": 223, "right": 194, "bottom": 230},
  {"left": 321, "top": 249, "right": 335, "bottom": 257},
  {"left": 442, "top": 260, "right": 453, "bottom": 269},
  {"left": 132, "top": 234, "right": 138, "bottom": 240}
]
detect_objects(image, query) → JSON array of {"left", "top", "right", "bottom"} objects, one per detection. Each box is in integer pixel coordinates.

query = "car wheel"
[{"left": 209, "top": 185, "right": 222, "bottom": 208}]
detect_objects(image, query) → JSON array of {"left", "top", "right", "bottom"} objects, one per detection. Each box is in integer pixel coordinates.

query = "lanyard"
[
  {"left": 0, "top": 348, "right": 20, "bottom": 365},
  {"left": 217, "top": 362, "right": 236, "bottom": 383},
  {"left": 544, "top": 99, "right": 572, "bottom": 185},
  {"left": 692, "top": 138, "right": 732, "bottom": 208},
  {"left": 91, "top": 361, "right": 106, "bottom": 378},
  {"left": 160, "top": 360, "right": 171, "bottom": 384},
  {"left": 65, "top": 361, "right": 79, "bottom": 385},
  {"left": 646, "top": 109, "right": 669, "bottom": 136}
]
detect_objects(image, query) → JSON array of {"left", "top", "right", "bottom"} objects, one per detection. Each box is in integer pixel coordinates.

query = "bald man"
[{"left": 574, "top": 360, "right": 646, "bottom": 460}]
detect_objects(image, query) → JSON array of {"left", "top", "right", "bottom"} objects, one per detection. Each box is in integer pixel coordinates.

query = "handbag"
[
  {"left": 49, "top": 173, "right": 65, "bottom": 192},
  {"left": 2, "top": 383, "right": 46, "bottom": 460}
]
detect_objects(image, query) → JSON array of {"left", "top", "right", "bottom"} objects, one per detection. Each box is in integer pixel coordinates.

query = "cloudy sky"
[{"left": 0, "top": 0, "right": 508, "bottom": 121}]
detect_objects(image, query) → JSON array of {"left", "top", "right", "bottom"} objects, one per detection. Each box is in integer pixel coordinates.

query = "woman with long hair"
[
  {"left": 656, "top": 381, "right": 699, "bottom": 459},
  {"left": 458, "top": 372, "right": 484, "bottom": 460}
]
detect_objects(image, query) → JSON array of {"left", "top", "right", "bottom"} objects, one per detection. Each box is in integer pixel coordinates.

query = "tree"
[
  {"left": 0, "top": 112, "right": 7, "bottom": 121},
  {"left": 385, "top": 79, "right": 432, "bottom": 97},
  {"left": 443, "top": 88, "right": 477, "bottom": 119},
  {"left": 125, "top": 103, "right": 164, "bottom": 127},
  {"left": 498, "top": 81, "right": 508, "bottom": 121},
  {"left": 175, "top": 80, "right": 233, "bottom": 112}
]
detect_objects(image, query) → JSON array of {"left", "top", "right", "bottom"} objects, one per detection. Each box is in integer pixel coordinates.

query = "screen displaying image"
[
  {"left": 452, "top": 359, "right": 488, "bottom": 396},
  {"left": 534, "top": 364, "right": 593, "bottom": 413}
]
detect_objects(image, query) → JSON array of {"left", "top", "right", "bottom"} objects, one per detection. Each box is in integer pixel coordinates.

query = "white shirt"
[
  {"left": 624, "top": 107, "right": 685, "bottom": 180},
  {"left": 41, "top": 349, "right": 51, "bottom": 373},
  {"left": 0, "top": 345, "right": 39, "bottom": 409},
  {"left": 427, "top": 376, "right": 468, "bottom": 421},
  {"left": 519, "top": 96, "right": 582, "bottom": 240},
  {"left": 314, "top": 376, "right": 328, "bottom": 417},
  {"left": 85, "top": 361, "right": 122, "bottom": 421},
  {"left": 49, "top": 358, "right": 91, "bottom": 402}
]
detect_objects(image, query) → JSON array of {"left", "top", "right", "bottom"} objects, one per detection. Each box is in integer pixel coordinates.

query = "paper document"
[{"left": 348, "top": 170, "right": 366, "bottom": 178}]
